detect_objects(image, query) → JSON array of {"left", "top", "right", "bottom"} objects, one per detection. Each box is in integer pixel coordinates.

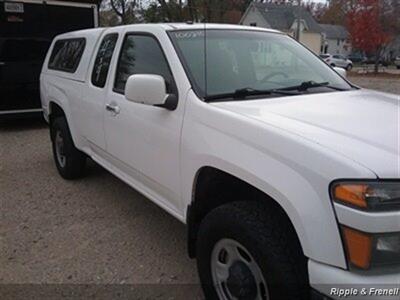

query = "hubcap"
[
  {"left": 55, "top": 131, "right": 66, "bottom": 168},
  {"left": 211, "top": 239, "right": 269, "bottom": 300}
]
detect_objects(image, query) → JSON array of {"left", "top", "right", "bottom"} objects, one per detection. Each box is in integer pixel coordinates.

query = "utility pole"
[{"left": 296, "top": 0, "right": 301, "bottom": 41}]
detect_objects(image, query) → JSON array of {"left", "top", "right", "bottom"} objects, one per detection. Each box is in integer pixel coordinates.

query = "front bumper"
[{"left": 309, "top": 260, "right": 400, "bottom": 300}]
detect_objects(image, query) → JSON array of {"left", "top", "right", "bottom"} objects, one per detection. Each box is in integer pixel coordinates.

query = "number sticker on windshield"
[{"left": 173, "top": 31, "right": 205, "bottom": 39}]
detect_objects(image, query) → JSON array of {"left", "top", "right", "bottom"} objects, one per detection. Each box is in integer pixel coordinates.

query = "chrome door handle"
[{"left": 105, "top": 103, "right": 120, "bottom": 114}]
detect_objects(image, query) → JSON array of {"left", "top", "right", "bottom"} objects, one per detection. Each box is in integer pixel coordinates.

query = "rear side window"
[
  {"left": 91, "top": 34, "right": 118, "bottom": 88},
  {"left": 48, "top": 38, "right": 86, "bottom": 73}
]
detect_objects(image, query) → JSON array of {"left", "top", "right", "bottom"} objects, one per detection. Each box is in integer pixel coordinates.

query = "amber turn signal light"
[
  {"left": 333, "top": 184, "right": 369, "bottom": 208},
  {"left": 342, "top": 227, "right": 373, "bottom": 269}
]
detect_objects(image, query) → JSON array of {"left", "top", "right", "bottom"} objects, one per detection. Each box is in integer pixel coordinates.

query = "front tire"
[
  {"left": 51, "top": 117, "right": 86, "bottom": 179},
  {"left": 196, "top": 201, "right": 309, "bottom": 300},
  {"left": 346, "top": 64, "right": 353, "bottom": 71}
]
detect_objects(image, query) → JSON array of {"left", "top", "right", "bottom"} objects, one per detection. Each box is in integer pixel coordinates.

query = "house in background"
[
  {"left": 240, "top": 2, "right": 323, "bottom": 53},
  {"left": 320, "top": 24, "right": 351, "bottom": 56}
]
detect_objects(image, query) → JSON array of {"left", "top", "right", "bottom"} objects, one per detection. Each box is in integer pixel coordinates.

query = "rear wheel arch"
[
  {"left": 50, "top": 117, "right": 86, "bottom": 179},
  {"left": 187, "top": 166, "right": 304, "bottom": 259},
  {"left": 49, "top": 101, "right": 64, "bottom": 115},
  {"left": 48, "top": 101, "right": 80, "bottom": 148},
  {"left": 49, "top": 102, "right": 66, "bottom": 119},
  {"left": 49, "top": 102, "right": 66, "bottom": 139}
]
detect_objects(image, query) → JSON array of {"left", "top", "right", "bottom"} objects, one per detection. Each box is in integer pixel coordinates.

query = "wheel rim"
[
  {"left": 55, "top": 131, "right": 66, "bottom": 168},
  {"left": 211, "top": 238, "right": 269, "bottom": 300}
]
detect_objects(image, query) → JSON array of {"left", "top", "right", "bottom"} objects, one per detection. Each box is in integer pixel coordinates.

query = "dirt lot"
[
  {"left": 0, "top": 76, "right": 399, "bottom": 299},
  {"left": 348, "top": 74, "right": 400, "bottom": 95},
  {"left": 0, "top": 120, "right": 202, "bottom": 299}
]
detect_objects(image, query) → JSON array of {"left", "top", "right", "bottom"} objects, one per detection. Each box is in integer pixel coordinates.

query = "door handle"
[{"left": 105, "top": 103, "right": 120, "bottom": 115}]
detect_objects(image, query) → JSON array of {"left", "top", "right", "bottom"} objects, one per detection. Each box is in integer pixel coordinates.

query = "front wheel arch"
[{"left": 187, "top": 167, "right": 303, "bottom": 260}]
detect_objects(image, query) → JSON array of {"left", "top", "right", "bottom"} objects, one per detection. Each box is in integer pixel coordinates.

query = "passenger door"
[
  {"left": 103, "top": 32, "right": 183, "bottom": 213},
  {"left": 81, "top": 32, "right": 119, "bottom": 150}
]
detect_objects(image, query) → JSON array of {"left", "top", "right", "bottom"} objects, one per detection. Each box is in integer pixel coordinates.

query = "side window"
[
  {"left": 91, "top": 33, "right": 118, "bottom": 88},
  {"left": 48, "top": 38, "right": 85, "bottom": 73},
  {"left": 114, "top": 34, "right": 175, "bottom": 94}
]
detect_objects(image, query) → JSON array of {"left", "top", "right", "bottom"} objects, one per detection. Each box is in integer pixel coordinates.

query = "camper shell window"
[{"left": 48, "top": 38, "right": 86, "bottom": 73}]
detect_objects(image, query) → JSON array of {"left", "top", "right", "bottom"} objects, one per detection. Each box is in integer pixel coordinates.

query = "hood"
[{"left": 213, "top": 89, "right": 400, "bottom": 178}]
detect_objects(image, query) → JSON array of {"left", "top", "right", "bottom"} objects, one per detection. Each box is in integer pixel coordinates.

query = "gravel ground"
[
  {"left": 0, "top": 119, "right": 201, "bottom": 299},
  {"left": 0, "top": 76, "right": 398, "bottom": 299},
  {"left": 348, "top": 75, "right": 400, "bottom": 95}
]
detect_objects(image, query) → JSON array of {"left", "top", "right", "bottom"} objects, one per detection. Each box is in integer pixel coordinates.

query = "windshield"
[{"left": 169, "top": 29, "right": 353, "bottom": 99}]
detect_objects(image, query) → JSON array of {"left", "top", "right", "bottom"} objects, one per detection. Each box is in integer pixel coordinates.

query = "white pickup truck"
[{"left": 40, "top": 24, "right": 400, "bottom": 300}]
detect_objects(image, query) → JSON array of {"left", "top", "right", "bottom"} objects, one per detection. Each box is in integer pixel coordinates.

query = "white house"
[
  {"left": 320, "top": 24, "right": 351, "bottom": 56},
  {"left": 240, "top": 2, "right": 323, "bottom": 54}
]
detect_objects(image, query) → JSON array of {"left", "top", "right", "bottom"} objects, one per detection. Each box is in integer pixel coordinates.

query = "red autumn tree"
[{"left": 347, "top": 0, "right": 392, "bottom": 73}]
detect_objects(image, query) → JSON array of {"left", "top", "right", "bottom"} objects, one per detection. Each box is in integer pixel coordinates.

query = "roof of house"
[
  {"left": 320, "top": 24, "right": 348, "bottom": 40},
  {"left": 252, "top": 3, "right": 322, "bottom": 33}
]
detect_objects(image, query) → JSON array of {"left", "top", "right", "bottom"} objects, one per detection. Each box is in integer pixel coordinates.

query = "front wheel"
[
  {"left": 346, "top": 64, "right": 353, "bottom": 71},
  {"left": 196, "top": 201, "right": 309, "bottom": 300},
  {"left": 51, "top": 117, "right": 86, "bottom": 179}
]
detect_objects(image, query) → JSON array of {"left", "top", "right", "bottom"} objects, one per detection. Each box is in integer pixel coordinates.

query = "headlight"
[
  {"left": 331, "top": 181, "right": 400, "bottom": 211},
  {"left": 342, "top": 227, "right": 400, "bottom": 270},
  {"left": 331, "top": 181, "right": 400, "bottom": 270}
]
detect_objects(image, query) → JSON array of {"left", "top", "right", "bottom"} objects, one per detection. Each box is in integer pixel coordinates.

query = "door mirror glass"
[
  {"left": 334, "top": 67, "right": 347, "bottom": 78},
  {"left": 125, "top": 74, "right": 177, "bottom": 110}
]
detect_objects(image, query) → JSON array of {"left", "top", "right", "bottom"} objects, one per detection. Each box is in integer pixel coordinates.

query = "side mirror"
[
  {"left": 334, "top": 67, "right": 347, "bottom": 78},
  {"left": 125, "top": 74, "right": 177, "bottom": 110}
]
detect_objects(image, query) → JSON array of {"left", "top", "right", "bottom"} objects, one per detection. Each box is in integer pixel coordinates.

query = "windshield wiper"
[
  {"left": 281, "top": 81, "right": 346, "bottom": 92},
  {"left": 204, "top": 87, "right": 298, "bottom": 102}
]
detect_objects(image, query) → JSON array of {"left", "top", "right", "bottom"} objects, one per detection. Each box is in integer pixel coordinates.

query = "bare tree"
[{"left": 110, "top": 0, "right": 137, "bottom": 24}]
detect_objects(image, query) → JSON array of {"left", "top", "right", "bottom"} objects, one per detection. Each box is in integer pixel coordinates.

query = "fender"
[
  {"left": 186, "top": 156, "right": 347, "bottom": 268},
  {"left": 180, "top": 91, "right": 376, "bottom": 269}
]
